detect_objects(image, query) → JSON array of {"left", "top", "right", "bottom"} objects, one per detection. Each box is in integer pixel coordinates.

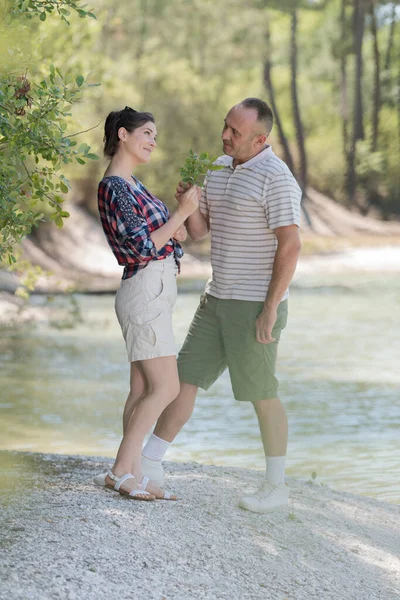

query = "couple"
[{"left": 95, "top": 97, "right": 302, "bottom": 513}]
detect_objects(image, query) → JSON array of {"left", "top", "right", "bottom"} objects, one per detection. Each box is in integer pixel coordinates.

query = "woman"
[{"left": 95, "top": 106, "right": 200, "bottom": 501}]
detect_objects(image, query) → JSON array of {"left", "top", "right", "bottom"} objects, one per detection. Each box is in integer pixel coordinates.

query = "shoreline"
[{"left": 1, "top": 451, "right": 399, "bottom": 600}]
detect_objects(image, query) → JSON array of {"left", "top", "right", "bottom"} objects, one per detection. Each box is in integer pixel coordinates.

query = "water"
[{"left": 1, "top": 271, "right": 399, "bottom": 504}]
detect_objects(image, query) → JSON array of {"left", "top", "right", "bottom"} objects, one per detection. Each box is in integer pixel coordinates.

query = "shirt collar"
[{"left": 224, "top": 145, "right": 274, "bottom": 170}]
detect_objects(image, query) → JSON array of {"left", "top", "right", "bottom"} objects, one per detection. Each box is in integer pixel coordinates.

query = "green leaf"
[
  {"left": 75, "top": 75, "right": 84, "bottom": 88},
  {"left": 60, "top": 182, "right": 69, "bottom": 194},
  {"left": 39, "top": 11, "right": 46, "bottom": 21},
  {"left": 78, "top": 143, "right": 90, "bottom": 154},
  {"left": 75, "top": 157, "right": 85, "bottom": 164}
]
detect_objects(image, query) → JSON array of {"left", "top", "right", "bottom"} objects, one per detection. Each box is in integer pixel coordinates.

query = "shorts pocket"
[
  {"left": 130, "top": 311, "right": 166, "bottom": 347},
  {"left": 143, "top": 272, "right": 164, "bottom": 303}
]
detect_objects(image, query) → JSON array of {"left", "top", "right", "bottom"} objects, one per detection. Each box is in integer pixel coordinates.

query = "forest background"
[{"left": 0, "top": 0, "right": 399, "bottom": 269}]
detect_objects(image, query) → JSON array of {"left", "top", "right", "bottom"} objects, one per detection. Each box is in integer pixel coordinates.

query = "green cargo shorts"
[{"left": 177, "top": 294, "right": 288, "bottom": 402}]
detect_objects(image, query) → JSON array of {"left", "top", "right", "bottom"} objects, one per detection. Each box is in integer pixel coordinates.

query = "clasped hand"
[{"left": 173, "top": 224, "right": 187, "bottom": 242}]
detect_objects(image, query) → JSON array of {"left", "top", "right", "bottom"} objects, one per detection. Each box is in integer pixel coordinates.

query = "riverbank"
[{"left": 0, "top": 451, "right": 399, "bottom": 600}]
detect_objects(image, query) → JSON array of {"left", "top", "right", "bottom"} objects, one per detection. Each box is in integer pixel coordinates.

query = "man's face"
[{"left": 221, "top": 105, "right": 266, "bottom": 164}]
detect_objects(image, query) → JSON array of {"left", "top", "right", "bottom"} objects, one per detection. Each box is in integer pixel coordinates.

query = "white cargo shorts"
[{"left": 115, "top": 255, "right": 178, "bottom": 362}]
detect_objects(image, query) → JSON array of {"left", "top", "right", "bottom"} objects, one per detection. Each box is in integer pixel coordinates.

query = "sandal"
[
  {"left": 135, "top": 474, "right": 177, "bottom": 501},
  {"left": 106, "top": 471, "right": 155, "bottom": 501}
]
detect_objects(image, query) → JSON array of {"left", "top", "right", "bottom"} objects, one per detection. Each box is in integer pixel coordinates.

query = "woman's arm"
[
  {"left": 150, "top": 186, "right": 201, "bottom": 249},
  {"left": 175, "top": 182, "right": 210, "bottom": 241},
  {"left": 110, "top": 180, "right": 200, "bottom": 258}
]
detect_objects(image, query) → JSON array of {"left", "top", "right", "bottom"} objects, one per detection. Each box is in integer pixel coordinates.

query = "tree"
[
  {"left": 0, "top": 0, "right": 98, "bottom": 265},
  {"left": 263, "top": 14, "right": 295, "bottom": 175}
]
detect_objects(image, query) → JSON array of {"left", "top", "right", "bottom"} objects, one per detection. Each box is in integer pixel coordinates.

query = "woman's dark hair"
[{"left": 103, "top": 106, "right": 155, "bottom": 158}]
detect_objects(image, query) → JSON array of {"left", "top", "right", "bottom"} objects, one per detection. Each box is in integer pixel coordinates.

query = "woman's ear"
[{"left": 118, "top": 126, "right": 127, "bottom": 142}]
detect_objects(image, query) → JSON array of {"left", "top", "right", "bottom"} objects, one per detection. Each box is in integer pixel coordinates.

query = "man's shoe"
[
  {"left": 238, "top": 481, "right": 289, "bottom": 513},
  {"left": 93, "top": 456, "right": 165, "bottom": 488}
]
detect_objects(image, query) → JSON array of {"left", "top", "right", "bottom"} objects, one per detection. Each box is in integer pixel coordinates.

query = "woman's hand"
[
  {"left": 176, "top": 185, "right": 201, "bottom": 219},
  {"left": 175, "top": 181, "right": 190, "bottom": 202},
  {"left": 173, "top": 224, "right": 187, "bottom": 242}
]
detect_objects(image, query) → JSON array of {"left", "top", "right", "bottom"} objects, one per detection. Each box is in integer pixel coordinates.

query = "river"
[{"left": 1, "top": 267, "right": 399, "bottom": 504}]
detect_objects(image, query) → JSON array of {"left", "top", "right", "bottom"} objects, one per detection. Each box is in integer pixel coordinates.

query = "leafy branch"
[
  {"left": 179, "top": 149, "right": 223, "bottom": 186},
  {"left": 10, "top": 0, "right": 96, "bottom": 25},
  {"left": 0, "top": 1, "right": 100, "bottom": 268}
]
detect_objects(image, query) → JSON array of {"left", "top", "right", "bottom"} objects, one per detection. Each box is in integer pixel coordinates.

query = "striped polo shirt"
[{"left": 200, "top": 146, "right": 302, "bottom": 302}]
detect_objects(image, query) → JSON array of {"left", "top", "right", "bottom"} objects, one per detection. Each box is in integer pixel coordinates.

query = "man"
[{"left": 141, "top": 97, "right": 302, "bottom": 513}]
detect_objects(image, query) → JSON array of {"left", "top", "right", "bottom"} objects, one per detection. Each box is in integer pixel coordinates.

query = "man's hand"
[
  {"left": 173, "top": 224, "right": 187, "bottom": 242},
  {"left": 256, "top": 307, "right": 277, "bottom": 344}
]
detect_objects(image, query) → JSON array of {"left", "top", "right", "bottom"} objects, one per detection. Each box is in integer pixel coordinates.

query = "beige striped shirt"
[{"left": 200, "top": 146, "right": 302, "bottom": 302}]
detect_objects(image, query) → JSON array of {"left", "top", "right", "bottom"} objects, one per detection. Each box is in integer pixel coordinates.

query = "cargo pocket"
[{"left": 130, "top": 311, "right": 166, "bottom": 347}]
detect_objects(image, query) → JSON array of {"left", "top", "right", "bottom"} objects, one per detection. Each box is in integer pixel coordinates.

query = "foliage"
[
  {"left": 74, "top": 0, "right": 398, "bottom": 217},
  {"left": 179, "top": 150, "right": 223, "bottom": 186},
  {"left": 0, "top": 0, "right": 99, "bottom": 265},
  {"left": 10, "top": 0, "right": 96, "bottom": 24}
]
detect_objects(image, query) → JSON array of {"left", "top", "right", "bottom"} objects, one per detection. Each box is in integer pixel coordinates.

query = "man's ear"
[{"left": 256, "top": 134, "right": 267, "bottom": 147}]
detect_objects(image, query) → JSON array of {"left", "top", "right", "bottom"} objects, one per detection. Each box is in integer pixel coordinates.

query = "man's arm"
[
  {"left": 185, "top": 208, "right": 210, "bottom": 241},
  {"left": 256, "top": 224, "right": 301, "bottom": 344}
]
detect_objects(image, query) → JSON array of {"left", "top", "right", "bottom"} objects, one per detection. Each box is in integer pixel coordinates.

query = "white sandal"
[{"left": 106, "top": 471, "right": 155, "bottom": 501}]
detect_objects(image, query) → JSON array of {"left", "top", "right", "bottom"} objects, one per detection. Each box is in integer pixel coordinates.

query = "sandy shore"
[{"left": 0, "top": 451, "right": 399, "bottom": 600}]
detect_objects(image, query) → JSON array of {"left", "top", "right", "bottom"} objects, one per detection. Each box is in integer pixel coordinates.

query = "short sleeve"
[
  {"left": 199, "top": 178, "right": 209, "bottom": 220},
  {"left": 264, "top": 171, "right": 302, "bottom": 230}
]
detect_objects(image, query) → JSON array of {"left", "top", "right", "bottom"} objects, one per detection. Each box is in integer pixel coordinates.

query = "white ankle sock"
[
  {"left": 142, "top": 434, "right": 170, "bottom": 462},
  {"left": 265, "top": 456, "right": 286, "bottom": 486}
]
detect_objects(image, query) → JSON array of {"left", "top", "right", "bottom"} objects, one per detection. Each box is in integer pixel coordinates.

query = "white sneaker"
[
  {"left": 93, "top": 456, "right": 165, "bottom": 488},
  {"left": 238, "top": 481, "right": 289, "bottom": 514}
]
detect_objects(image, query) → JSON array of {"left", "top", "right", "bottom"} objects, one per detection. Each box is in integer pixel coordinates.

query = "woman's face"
[{"left": 118, "top": 121, "right": 157, "bottom": 164}]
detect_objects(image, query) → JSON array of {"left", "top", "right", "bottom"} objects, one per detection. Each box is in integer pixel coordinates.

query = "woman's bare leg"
[
  {"left": 122, "top": 362, "right": 148, "bottom": 435},
  {"left": 106, "top": 355, "right": 180, "bottom": 499}
]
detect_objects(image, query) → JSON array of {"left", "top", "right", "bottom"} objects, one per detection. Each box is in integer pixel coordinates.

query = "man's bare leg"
[
  {"left": 139, "top": 382, "right": 198, "bottom": 486},
  {"left": 238, "top": 397, "right": 289, "bottom": 512},
  {"left": 253, "top": 397, "right": 288, "bottom": 458},
  {"left": 153, "top": 382, "right": 198, "bottom": 442}
]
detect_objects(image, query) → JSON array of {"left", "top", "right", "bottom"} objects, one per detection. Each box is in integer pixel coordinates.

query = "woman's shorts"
[{"left": 115, "top": 255, "right": 178, "bottom": 362}]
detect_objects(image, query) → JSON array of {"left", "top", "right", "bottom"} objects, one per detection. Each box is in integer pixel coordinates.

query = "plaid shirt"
[{"left": 98, "top": 175, "right": 183, "bottom": 279}]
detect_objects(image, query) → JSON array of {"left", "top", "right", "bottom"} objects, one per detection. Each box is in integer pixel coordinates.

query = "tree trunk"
[
  {"left": 353, "top": 0, "right": 365, "bottom": 142},
  {"left": 384, "top": 4, "right": 396, "bottom": 73},
  {"left": 340, "top": 0, "right": 349, "bottom": 180},
  {"left": 290, "top": 9, "right": 308, "bottom": 191},
  {"left": 263, "top": 17, "right": 295, "bottom": 175},
  {"left": 347, "top": 0, "right": 365, "bottom": 205},
  {"left": 369, "top": 0, "right": 380, "bottom": 153}
]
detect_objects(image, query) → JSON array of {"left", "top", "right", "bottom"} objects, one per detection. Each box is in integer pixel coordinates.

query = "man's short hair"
[{"left": 240, "top": 97, "right": 273, "bottom": 135}]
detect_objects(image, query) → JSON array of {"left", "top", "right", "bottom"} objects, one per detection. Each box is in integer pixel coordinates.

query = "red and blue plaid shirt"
[{"left": 98, "top": 175, "right": 183, "bottom": 279}]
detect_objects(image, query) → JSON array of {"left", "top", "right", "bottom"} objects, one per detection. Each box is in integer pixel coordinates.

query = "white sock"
[
  {"left": 265, "top": 456, "right": 286, "bottom": 486},
  {"left": 142, "top": 434, "right": 170, "bottom": 462}
]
